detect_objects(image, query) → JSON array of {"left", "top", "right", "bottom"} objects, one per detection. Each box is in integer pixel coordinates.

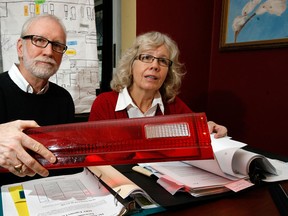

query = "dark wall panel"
[
  {"left": 136, "top": 0, "right": 288, "bottom": 156},
  {"left": 136, "top": 0, "right": 214, "bottom": 113},
  {"left": 209, "top": 0, "right": 288, "bottom": 156}
]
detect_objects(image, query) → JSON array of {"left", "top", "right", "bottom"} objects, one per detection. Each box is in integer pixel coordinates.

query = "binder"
[
  {"left": 112, "top": 148, "right": 288, "bottom": 210},
  {"left": 7, "top": 185, "right": 29, "bottom": 216},
  {"left": 112, "top": 164, "right": 235, "bottom": 209},
  {"left": 87, "top": 166, "right": 167, "bottom": 215},
  {"left": 1, "top": 168, "right": 129, "bottom": 216}
]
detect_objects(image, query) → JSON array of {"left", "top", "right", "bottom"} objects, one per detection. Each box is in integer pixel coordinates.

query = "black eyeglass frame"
[
  {"left": 135, "top": 54, "right": 173, "bottom": 67},
  {"left": 21, "top": 35, "right": 68, "bottom": 54}
]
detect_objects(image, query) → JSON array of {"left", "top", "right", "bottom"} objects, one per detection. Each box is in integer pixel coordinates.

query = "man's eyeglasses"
[
  {"left": 135, "top": 54, "right": 173, "bottom": 67},
  {"left": 21, "top": 35, "right": 67, "bottom": 54}
]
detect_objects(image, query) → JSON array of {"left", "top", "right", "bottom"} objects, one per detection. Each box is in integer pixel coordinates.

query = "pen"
[
  {"left": 132, "top": 166, "right": 159, "bottom": 181},
  {"left": 268, "top": 183, "right": 288, "bottom": 216}
]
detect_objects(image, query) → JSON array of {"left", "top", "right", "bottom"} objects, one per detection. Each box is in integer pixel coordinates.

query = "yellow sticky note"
[
  {"left": 35, "top": 4, "right": 41, "bottom": 15},
  {"left": 8, "top": 185, "right": 29, "bottom": 216},
  {"left": 24, "top": 5, "right": 29, "bottom": 16}
]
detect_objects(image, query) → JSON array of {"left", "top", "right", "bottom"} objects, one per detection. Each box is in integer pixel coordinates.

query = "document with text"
[{"left": 1, "top": 168, "right": 124, "bottom": 216}]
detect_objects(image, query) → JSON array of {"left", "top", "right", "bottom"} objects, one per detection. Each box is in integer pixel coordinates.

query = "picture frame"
[{"left": 219, "top": 0, "right": 288, "bottom": 51}]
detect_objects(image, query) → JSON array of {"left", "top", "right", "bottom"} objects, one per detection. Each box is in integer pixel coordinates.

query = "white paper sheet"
[
  {"left": 184, "top": 135, "right": 247, "bottom": 179},
  {"left": 150, "top": 161, "right": 233, "bottom": 189},
  {"left": 264, "top": 159, "right": 288, "bottom": 182}
]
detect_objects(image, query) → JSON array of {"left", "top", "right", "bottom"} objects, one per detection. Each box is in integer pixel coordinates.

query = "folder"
[
  {"left": 7, "top": 185, "right": 29, "bottom": 216},
  {"left": 87, "top": 165, "right": 166, "bottom": 215}
]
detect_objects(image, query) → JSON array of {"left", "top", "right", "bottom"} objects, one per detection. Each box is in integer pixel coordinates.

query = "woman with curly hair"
[{"left": 89, "top": 31, "right": 227, "bottom": 137}]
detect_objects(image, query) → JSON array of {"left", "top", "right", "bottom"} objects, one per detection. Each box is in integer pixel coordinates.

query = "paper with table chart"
[{"left": 1, "top": 168, "right": 124, "bottom": 216}]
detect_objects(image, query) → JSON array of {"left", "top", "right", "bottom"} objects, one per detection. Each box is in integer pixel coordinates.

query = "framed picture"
[{"left": 220, "top": 0, "right": 288, "bottom": 51}]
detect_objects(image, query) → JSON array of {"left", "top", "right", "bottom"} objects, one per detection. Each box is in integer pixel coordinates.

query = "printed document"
[{"left": 1, "top": 168, "right": 124, "bottom": 216}]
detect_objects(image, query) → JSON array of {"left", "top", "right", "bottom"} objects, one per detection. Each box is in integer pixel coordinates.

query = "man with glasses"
[
  {"left": 0, "top": 14, "right": 75, "bottom": 180},
  {"left": 88, "top": 31, "right": 227, "bottom": 138}
]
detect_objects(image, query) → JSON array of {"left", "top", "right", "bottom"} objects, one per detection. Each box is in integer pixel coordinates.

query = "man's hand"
[{"left": 0, "top": 120, "right": 56, "bottom": 177}]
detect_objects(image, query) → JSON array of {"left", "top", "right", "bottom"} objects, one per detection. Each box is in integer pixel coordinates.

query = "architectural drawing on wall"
[{"left": 0, "top": 0, "right": 99, "bottom": 113}]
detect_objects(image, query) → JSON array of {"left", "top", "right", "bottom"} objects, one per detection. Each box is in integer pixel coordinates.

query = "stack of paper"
[{"left": 140, "top": 135, "right": 288, "bottom": 197}]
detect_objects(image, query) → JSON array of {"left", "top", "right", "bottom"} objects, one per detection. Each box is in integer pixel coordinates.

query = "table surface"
[{"left": 154, "top": 181, "right": 288, "bottom": 216}]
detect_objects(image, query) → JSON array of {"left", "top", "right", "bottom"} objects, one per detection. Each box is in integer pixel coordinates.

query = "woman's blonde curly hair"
[{"left": 110, "top": 31, "right": 186, "bottom": 103}]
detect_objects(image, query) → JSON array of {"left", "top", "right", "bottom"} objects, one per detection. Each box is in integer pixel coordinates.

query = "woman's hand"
[{"left": 207, "top": 121, "right": 228, "bottom": 138}]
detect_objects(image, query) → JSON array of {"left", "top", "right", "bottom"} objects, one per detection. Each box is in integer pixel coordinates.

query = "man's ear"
[{"left": 17, "top": 38, "right": 24, "bottom": 58}]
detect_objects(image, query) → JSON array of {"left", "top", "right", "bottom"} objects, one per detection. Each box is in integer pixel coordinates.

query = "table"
[{"left": 154, "top": 181, "right": 288, "bottom": 216}]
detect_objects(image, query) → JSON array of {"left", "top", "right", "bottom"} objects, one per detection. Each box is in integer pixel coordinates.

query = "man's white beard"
[{"left": 23, "top": 50, "right": 59, "bottom": 79}]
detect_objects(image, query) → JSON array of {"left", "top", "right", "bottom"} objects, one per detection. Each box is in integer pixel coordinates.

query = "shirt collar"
[
  {"left": 8, "top": 63, "right": 49, "bottom": 94},
  {"left": 115, "top": 87, "right": 164, "bottom": 114},
  {"left": 115, "top": 87, "right": 134, "bottom": 111}
]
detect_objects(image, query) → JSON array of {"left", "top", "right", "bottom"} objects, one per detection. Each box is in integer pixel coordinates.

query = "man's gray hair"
[{"left": 20, "top": 14, "right": 67, "bottom": 39}]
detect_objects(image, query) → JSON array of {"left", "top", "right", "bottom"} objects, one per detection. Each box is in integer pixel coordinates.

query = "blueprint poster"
[{"left": 0, "top": 0, "right": 99, "bottom": 113}]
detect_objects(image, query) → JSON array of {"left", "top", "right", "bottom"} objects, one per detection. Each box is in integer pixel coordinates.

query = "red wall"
[
  {"left": 209, "top": 0, "right": 288, "bottom": 156},
  {"left": 136, "top": 0, "right": 288, "bottom": 157},
  {"left": 136, "top": 0, "right": 213, "bottom": 113}
]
